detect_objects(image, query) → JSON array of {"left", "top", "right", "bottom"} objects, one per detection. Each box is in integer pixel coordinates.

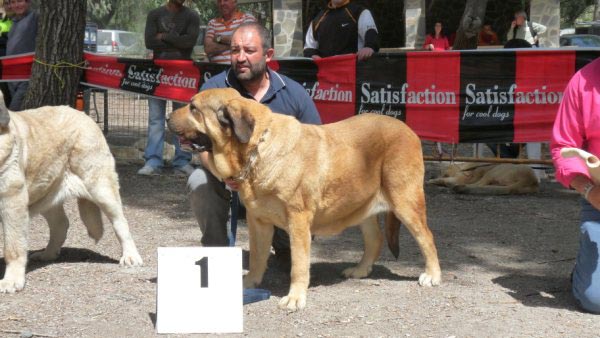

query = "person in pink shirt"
[
  {"left": 551, "top": 57, "right": 600, "bottom": 313},
  {"left": 423, "top": 21, "right": 450, "bottom": 51}
]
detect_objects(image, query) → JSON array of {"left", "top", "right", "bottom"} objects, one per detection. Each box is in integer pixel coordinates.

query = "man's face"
[
  {"left": 217, "top": 0, "right": 236, "bottom": 17},
  {"left": 483, "top": 25, "right": 492, "bottom": 32},
  {"left": 169, "top": 0, "right": 185, "bottom": 6},
  {"left": 331, "top": 0, "right": 346, "bottom": 7},
  {"left": 9, "top": 0, "right": 28, "bottom": 17},
  {"left": 230, "top": 28, "right": 272, "bottom": 82},
  {"left": 515, "top": 15, "right": 525, "bottom": 26}
]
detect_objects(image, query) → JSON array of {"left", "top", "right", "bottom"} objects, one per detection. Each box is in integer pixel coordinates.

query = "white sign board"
[{"left": 156, "top": 247, "right": 243, "bottom": 334}]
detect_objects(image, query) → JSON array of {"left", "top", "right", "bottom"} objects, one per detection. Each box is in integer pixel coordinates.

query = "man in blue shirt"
[{"left": 187, "top": 22, "right": 321, "bottom": 265}]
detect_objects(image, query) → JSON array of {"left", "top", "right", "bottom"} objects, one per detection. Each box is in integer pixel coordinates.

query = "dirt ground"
[{"left": 1, "top": 162, "right": 599, "bottom": 338}]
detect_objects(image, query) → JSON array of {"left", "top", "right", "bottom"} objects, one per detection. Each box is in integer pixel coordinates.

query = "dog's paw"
[
  {"left": 29, "top": 250, "right": 60, "bottom": 262},
  {"left": 418, "top": 272, "right": 441, "bottom": 287},
  {"left": 341, "top": 265, "right": 372, "bottom": 279},
  {"left": 0, "top": 278, "right": 25, "bottom": 293},
  {"left": 278, "top": 291, "right": 307, "bottom": 311},
  {"left": 119, "top": 251, "right": 143, "bottom": 267}
]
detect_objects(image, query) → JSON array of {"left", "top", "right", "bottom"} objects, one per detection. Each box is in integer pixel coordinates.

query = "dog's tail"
[
  {"left": 78, "top": 198, "right": 104, "bottom": 242},
  {"left": 452, "top": 184, "right": 538, "bottom": 195},
  {"left": 384, "top": 212, "right": 401, "bottom": 259}
]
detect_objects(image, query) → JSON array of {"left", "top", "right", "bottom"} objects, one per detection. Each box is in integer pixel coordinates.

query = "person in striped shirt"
[{"left": 204, "top": 0, "right": 256, "bottom": 64}]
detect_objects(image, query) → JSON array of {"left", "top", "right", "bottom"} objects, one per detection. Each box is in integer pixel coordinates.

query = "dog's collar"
[{"left": 229, "top": 129, "right": 268, "bottom": 182}]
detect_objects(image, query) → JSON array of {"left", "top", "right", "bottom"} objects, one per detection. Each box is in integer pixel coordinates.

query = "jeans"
[
  {"left": 573, "top": 200, "right": 600, "bottom": 313},
  {"left": 187, "top": 166, "right": 290, "bottom": 250},
  {"left": 8, "top": 81, "right": 28, "bottom": 111},
  {"left": 144, "top": 98, "right": 190, "bottom": 168}
]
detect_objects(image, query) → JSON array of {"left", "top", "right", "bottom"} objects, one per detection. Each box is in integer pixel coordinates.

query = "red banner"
[{"left": 3, "top": 50, "right": 600, "bottom": 143}]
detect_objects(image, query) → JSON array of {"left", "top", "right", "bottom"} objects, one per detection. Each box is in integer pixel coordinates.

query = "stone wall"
[
  {"left": 530, "top": 0, "right": 560, "bottom": 47},
  {"left": 273, "top": 0, "right": 304, "bottom": 57},
  {"left": 405, "top": 0, "right": 426, "bottom": 48}
]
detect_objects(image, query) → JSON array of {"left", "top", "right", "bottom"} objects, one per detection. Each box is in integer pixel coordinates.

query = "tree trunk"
[
  {"left": 595, "top": 0, "right": 600, "bottom": 21},
  {"left": 452, "top": 0, "right": 488, "bottom": 50},
  {"left": 21, "top": 0, "right": 86, "bottom": 109}
]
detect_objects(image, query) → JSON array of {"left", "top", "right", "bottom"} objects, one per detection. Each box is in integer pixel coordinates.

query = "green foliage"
[
  {"left": 560, "top": 0, "right": 596, "bottom": 28},
  {"left": 85, "top": 0, "right": 271, "bottom": 34}
]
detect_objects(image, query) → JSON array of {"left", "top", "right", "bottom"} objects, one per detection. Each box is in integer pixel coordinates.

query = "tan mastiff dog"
[
  {"left": 168, "top": 88, "right": 441, "bottom": 310},
  {"left": 0, "top": 96, "right": 143, "bottom": 293}
]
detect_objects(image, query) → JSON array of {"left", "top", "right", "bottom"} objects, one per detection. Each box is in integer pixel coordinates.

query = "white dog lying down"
[
  {"left": 428, "top": 162, "right": 539, "bottom": 195},
  {"left": 0, "top": 96, "right": 143, "bottom": 293}
]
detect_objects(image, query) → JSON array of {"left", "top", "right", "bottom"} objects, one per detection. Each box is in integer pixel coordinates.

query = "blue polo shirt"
[{"left": 200, "top": 68, "right": 322, "bottom": 125}]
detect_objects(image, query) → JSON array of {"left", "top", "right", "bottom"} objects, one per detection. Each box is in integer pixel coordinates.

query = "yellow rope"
[{"left": 33, "top": 58, "right": 88, "bottom": 88}]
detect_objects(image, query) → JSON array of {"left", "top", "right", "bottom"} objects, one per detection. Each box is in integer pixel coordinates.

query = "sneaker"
[
  {"left": 173, "top": 164, "right": 195, "bottom": 176},
  {"left": 137, "top": 165, "right": 161, "bottom": 176}
]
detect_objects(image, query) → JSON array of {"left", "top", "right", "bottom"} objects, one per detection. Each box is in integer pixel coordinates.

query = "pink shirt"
[
  {"left": 423, "top": 35, "right": 450, "bottom": 51},
  {"left": 551, "top": 57, "right": 600, "bottom": 188}
]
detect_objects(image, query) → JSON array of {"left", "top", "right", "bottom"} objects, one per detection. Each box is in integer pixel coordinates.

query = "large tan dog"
[
  {"left": 428, "top": 162, "right": 539, "bottom": 194},
  {"left": 0, "top": 98, "right": 143, "bottom": 293},
  {"left": 168, "top": 88, "right": 441, "bottom": 310}
]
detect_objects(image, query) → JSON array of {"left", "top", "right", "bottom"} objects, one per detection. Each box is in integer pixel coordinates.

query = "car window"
[
  {"left": 119, "top": 33, "right": 137, "bottom": 46},
  {"left": 98, "top": 32, "right": 111, "bottom": 45},
  {"left": 574, "top": 36, "right": 600, "bottom": 47}
]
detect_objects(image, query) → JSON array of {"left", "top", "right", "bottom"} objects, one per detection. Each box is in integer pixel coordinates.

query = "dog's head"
[
  {"left": 439, "top": 162, "right": 473, "bottom": 178},
  {"left": 167, "top": 88, "right": 270, "bottom": 179}
]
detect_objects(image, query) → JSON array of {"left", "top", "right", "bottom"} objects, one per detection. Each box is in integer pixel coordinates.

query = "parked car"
[
  {"left": 559, "top": 34, "right": 600, "bottom": 48},
  {"left": 97, "top": 29, "right": 144, "bottom": 57}
]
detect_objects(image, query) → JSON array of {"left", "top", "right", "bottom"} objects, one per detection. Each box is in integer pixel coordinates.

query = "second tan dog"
[
  {"left": 168, "top": 88, "right": 441, "bottom": 311},
  {"left": 428, "top": 162, "right": 539, "bottom": 194}
]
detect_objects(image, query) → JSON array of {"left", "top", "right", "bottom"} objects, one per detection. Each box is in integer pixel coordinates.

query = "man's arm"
[
  {"left": 162, "top": 11, "right": 200, "bottom": 49},
  {"left": 532, "top": 21, "right": 547, "bottom": 35},
  {"left": 204, "top": 20, "right": 230, "bottom": 58},
  {"left": 303, "top": 23, "right": 320, "bottom": 58},
  {"left": 356, "top": 9, "right": 378, "bottom": 61},
  {"left": 145, "top": 10, "right": 169, "bottom": 50}
]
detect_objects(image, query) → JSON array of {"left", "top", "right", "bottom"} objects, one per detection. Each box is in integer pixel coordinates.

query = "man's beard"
[{"left": 234, "top": 59, "right": 267, "bottom": 82}]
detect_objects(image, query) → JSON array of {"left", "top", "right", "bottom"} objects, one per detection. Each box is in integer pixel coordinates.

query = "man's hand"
[
  {"left": 426, "top": 44, "right": 434, "bottom": 51},
  {"left": 311, "top": 55, "right": 322, "bottom": 60},
  {"left": 357, "top": 47, "right": 374, "bottom": 61},
  {"left": 224, "top": 178, "right": 240, "bottom": 191},
  {"left": 156, "top": 33, "right": 166, "bottom": 40},
  {"left": 511, "top": 20, "right": 517, "bottom": 29}
]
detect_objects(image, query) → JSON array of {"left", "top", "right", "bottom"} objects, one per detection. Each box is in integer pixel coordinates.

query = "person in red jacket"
[{"left": 423, "top": 21, "right": 450, "bottom": 51}]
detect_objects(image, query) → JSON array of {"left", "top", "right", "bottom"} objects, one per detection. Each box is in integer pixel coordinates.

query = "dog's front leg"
[
  {"left": 0, "top": 186, "right": 29, "bottom": 293},
  {"left": 279, "top": 212, "right": 312, "bottom": 311},
  {"left": 243, "top": 216, "right": 274, "bottom": 289}
]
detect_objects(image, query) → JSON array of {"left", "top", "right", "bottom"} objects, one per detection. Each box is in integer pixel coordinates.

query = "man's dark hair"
[{"left": 233, "top": 22, "right": 272, "bottom": 51}]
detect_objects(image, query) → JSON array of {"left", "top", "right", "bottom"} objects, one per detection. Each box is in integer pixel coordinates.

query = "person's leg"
[
  {"left": 170, "top": 101, "right": 192, "bottom": 169},
  {"left": 143, "top": 97, "right": 167, "bottom": 169},
  {"left": 526, "top": 142, "right": 546, "bottom": 181},
  {"left": 573, "top": 200, "right": 600, "bottom": 313},
  {"left": 187, "top": 167, "right": 231, "bottom": 246},
  {"left": 8, "top": 81, "right": 28, "bottom": 111}
]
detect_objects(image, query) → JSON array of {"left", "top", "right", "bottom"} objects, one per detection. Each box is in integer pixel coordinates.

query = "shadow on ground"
[
  {"left": 0, "top": 247, "right": 119, "bottom": 279},
  {"left": 492, "top": 273, "right": 580, "bottom": 311}
]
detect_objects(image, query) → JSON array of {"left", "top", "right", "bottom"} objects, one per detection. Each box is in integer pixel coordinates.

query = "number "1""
[{"left": 195, "top": 257, "right": 208, "bottom": 288}]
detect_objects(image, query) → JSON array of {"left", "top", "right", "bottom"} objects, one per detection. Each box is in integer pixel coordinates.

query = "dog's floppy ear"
[
  {"left": 0, "top": 91, "right": 9, "bottom": 129},
  {"left": 217, "top": 98, "right": 255, "bottom": 143}
]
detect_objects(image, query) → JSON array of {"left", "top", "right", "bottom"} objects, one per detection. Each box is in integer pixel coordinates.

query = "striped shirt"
[{"left": 206, "top": 11, "right": 256, "bottom": 64}]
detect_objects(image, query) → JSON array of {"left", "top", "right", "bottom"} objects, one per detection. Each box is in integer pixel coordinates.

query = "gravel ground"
[{"left": 0, "top": 162, "right": 598, "bottom": 338}]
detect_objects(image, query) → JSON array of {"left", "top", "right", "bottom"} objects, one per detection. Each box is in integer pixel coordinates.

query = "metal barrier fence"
[
  {"left": 88, "top": 88, "right": 554, "bottom": 174},
  {"left": 84, "top": 88, "right": 177, "bottom": 163}
]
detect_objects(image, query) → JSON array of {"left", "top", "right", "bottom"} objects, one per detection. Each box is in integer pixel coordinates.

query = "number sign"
[{"left": 156, "top": 247, "right": 243, "bottom": 334}]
